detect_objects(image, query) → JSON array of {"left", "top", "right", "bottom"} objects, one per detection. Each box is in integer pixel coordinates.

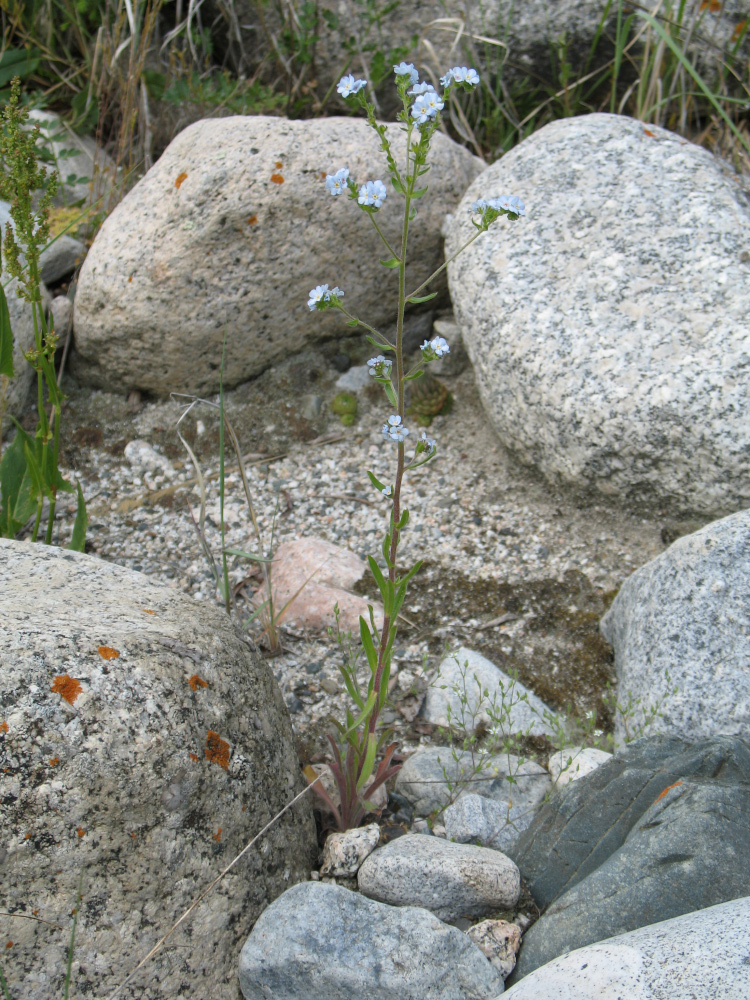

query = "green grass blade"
[
  {"left": 0, "top": 283, "right": 14, "bottom": 378},
  {"left": 68, "top": 480, "right": 87, "bottom": 551},
  {"left": 0, "top": 960, "right": 12, "bottom": 1000},
  {"left": 64, "top": 872, "right": 84, "bottom": 1000}
]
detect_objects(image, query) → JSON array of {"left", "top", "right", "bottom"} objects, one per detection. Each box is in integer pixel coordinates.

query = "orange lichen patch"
[
  {"left": 270, "top": 174, "right": 284, "bottom": 184},
  {"left": 188, "top": 674, "right": 209, "bottom": 691},
  {"left": 98, "top": 645, "right": 120, "bottom": 660},
  {"left": 130, "top": 832, "right": 136, "bottom": 839},
  {"left": 142, "top": 609, "right": 156, "bottom": 615},
  {"left": 0, "top": 721, "right": 7, "bottom": 733},
  {"left": 655, "top": 780, "right": 683, "bottom": 803},
  {"left": 248, "top": 215, "right": 258, "bottom": 225},
  {"left": 643, "top": 128, "right": 656, "bottom": 137},
  {"left": 128, "top": 274, "right": 133, "bottom": 283},
  {"left": 51, "top": 675, "right": 83, "bottom": 705},
  {"left": 5, "top": 942, "right": 12, "bottom": 949},
  {"left": 49, "top": 757, "right": 60, "bottom": 767},
  {"left": 32, "top": 911, "right": 38, "bottom": 916},
  {"left": 732, "top": 19, "right": 747, "bottom": 41},
  {"left": 188, "top": 752, "right": 199, "bottom": 762},
  {"left": 175, "top": 171, "right": 188, "bottom": 188},
  {"left": 213, "top": 828, "right": 222, "bottom": 842},
  {"left": 24, "top": 833, "right": 31, "bottom": 840},
  {"left": 205, "top": 730, "right": 230, "bottom": 769},
  {"left": 274, "top": 161, "right": 283, "bottom": 168},
  {"left": 700, "top": 0, "right": 721, "bottom": 10},
  {"left": 76, "top": 827, "right": 86, "bottom": 838}
]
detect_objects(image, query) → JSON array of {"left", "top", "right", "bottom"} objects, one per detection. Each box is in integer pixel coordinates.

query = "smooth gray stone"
[
  {"left": 601, "top": 511, "right": 750, "bottom": 745},
  {"left": 40, "top": 234, "right": 87, "bottom": 284},
  {"left": 422, "top": 647, "right": 560, "bottom": 737},
  {"left": 511, "top": 734, "right": 750, "bottom": 909},
  {"left": 446, "top": 113, "right": 750, "bottom": 515},
  {"left": 357, "top": 834, "right": 520, "bottom": 921},
  {"left": 502, "top": 897, "right": 750, "bottom": 999},
  {"left": 511, "top": 771, "right": 750, "bottom": 980},
  {"left": 444, "top": 792, "right": 536, "bottom": 852},
  {"left": 239, "top": 881, "right": 504, "bottom": 1000},
  {"left": 395, "top": 745, "right": 551, "bottom": 818}
]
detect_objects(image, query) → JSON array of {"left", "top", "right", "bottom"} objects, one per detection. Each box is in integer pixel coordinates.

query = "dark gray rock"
[
  {"left": 511, "top": 734, "right": 750, "bottom": 908},
  {"left": 508, "top": 734, "right": 750, "bottom": 982},
  {"left": 238, "top": 881, "right": 504, "bottom": 999},
  {"left": 601, "top": 510, "right": 750, "bottom": 745}
]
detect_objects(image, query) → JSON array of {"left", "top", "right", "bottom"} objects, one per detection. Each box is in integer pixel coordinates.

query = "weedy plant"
[
  {"left": 0, "top": 77, "right": 86, "bottom": 548},
  {"left": 303, "top": 62, "right": 524, "bottom": 830}
]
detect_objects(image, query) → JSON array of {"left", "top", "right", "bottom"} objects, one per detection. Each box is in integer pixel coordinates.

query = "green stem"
[
  {"left": 405, "top": 229, "right": 484, "bottom": 303},
  {"left": 366, "top": 212, "right": 400, "bottom": 260},
  {"left": 335, "top": 305, "right": 394, "bottom": 347}
]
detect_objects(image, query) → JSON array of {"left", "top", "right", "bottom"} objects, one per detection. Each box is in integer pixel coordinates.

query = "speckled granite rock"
[
  {"left": 423, "top": 647, "right": 559, "bottom": 736},
  {"left": 447, "top": 113, "right": 750, "bottom": 515},
  {"left": 444, "top": 792, "right": 539, "bottom": 853},
  {"left": 467, "top": 920, "right": 521, "bottom": 980},
  {"left": 601, "top": 511, "right": 750, "bottom": 745},
  {"left": 357, "top": 834, "right": 520, "bottom": 921},
  {"left": 0, "top": 539, "right": 316, "bottom": 1000},
  {"left": 395, "top": 745, "right": 551, "bottom": 818},
  {"left": 503, "top": 897, "right": 750, "bottom": 999},
  {"left": 73, "top": 116, "right": 483, "bottom": 396},
  {"left": 320, "top": 823, "right": 381, "bottom": 877},
  {"left": 239, "top": 881, "right": 504, "bottom": 999}
]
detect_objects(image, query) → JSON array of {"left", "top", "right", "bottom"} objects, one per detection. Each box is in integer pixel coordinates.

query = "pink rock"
[{"left": 270, "top": 537, "right": 383, "bottom": 635}]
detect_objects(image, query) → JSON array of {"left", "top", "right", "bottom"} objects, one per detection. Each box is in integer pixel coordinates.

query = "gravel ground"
[{"left": 24, "top": 318, "right": 710, "bottom": 758}]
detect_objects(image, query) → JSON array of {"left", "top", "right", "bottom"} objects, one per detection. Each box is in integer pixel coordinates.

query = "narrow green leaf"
[
  {"left": 382, "top": 532, "right": 393, "bottom": 568},
  {"left": 392, "top": 581, "right": 408, "bottom": 619},
  {"left": 367, "top": 555, "right": 392, "bottom": 614},
  {"left": 412, "top": 187, "right": 428, "bottom": 198},
  {"left": 395, "top": 508, "right": 409, "bottom": 530},
  {"left": 0, "top": 284, "right": 14, "bottom": 378},
  {"left": 379, "top": 257, "right": 401, "bottom": 268},
  {"left": 223, "top": 547, "right": 272, "bottom": 562},
  {"left": 398, "top": 559, "right": 423, "bottom": 589},
  {"left": 391, "top": 177, "right": 405, "bottom": 194},
  {"left": 0, "top": 427, "right": 36, "bottom": 537},
  {"left": 367, "top": 469, "right": 387, "bottom": 492},
  {"left": 23, "top": 441, "right": 47, "bottom": 502},
  {"left": 346, "top": 689, "right": 377, "bottom": 734},
  {"left": 384, "top": 382, "right": 397, "bottom": 406},
  {"left": 407, "top": 292, "right": 438, "bottom": 304},
  {"left": 404, "top": 370, "right": 423, "bottom": 381},
  {"left": 68, "top": 481, "right": 87, "bottom": 551},
  {"left": 360, "top": 616, "right": 378, "bottom": 672},
  {"left": 339, "top": 664, "right": 365, "bottom": 710},
  {"left": 346, "top": 319, "right": 359, "bottom": 327},
  {"left": 356, "top": 734, "right": 378, "bottom": 791}
]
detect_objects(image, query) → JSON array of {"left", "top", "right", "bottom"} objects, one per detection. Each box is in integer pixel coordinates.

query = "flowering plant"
[{"left": 306, "top": 62, "right": 524, "bottom": 830}]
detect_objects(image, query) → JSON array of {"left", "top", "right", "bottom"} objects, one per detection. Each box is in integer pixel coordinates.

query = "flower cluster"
[
  {"left": 420, "top": 336, "right": 450, "bottom": 361},
  {"left": 368, "top": 355, "right": 393, "bottom": 378},
  {"left": 441, "top": 66, "right": 480, "bottom": 86},
  {"left": 393, "top": 62, "right": 419, "bottom": 84},
  {"left": 472, "top": 195, "right": 526, "bottom": 220},
  {"left": 358, "top": 179, "right": 387, "bottom": 209},
  {"left": 382, "top": 414, "right": 409, "bottom": 443},
  {"left": 307, "top": 284, "right": 344, "bottom": 311},
  {"left": 326, "top": 167, "right": 350, "bottom": 196},
  {"left": 411, "top": 89, "right": 444, "bottom": 124},
  {"left": 415, "top": 430, "right": 436, "bottom": 454},
  {"left": 337, "top": 75, "right": 366, "bottom": 97}
]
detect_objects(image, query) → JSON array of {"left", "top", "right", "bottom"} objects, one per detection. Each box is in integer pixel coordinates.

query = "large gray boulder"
[
  {"left": 0, "top": 277, "right": 38, "bottom": 433},
  {"left": 238, "top": 881, "right": 504, "bottom": 999},
  {"left": 446, "top": 113, "right": 750, "bottom": 516},
  {"left": 0, "top": 539, "right": 316, "bottom": 1000},
  {"left": 72, "top": 115, "right": 483, "bottom": 397},
  {"left": 503, "top": 897, "right": 750, "bottom": 999},
  {"left": 601, "top": 510, "right": 750, "bottom": 745}
]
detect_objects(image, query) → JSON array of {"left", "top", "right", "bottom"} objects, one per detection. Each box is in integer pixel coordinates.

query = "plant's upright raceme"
[{"left": 305, "top": 62, "right": 524, "bottom": 830}]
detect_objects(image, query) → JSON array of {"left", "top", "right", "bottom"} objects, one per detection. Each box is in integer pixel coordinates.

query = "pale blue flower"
[
  {"left": 382, "top": 485, "right": 394, "bottom": 497},
  {"left": 411, "top": 91, "right": 443, "bottom": 123},
  {"left": 420, "top": 336, "right": 450, "bottom": 360},
  {"left": 440, "top": 70, "right": 453, "bottom": 86},
  {"left": 472, "top": 195, "right": 525, "bottom": 218},
  {"left": 409, "top": 82, "right": 435, "bottom": 95},
  {"left": 444, "top": 66, "right": 480, "bottom": 86},
  {"left": 418, "top": 430, "right": 436, "bottom": 450},
  {"left": 358, "top": 179, "right": 387, "bottom": 208},
  {"left": 368, "top": 355, "right": 393, "bottom": 377},
  {"left": 394, "top": 62, "right": 419, "bottom": 84},
  {"left": 330, "top": 286, "right": 345, "bottom": 299},
  {"left": 325, "top": 167, "right": 350, "bottom": 196},
  {"left": 465, "top": 68, "right": 480, "bottom": 85},
  {"left": 382, "top": 414, "right": 410, "bottom": 442},
  {"left": 507, "top": 195, "right": 525, "bottom": 216},
  {"left": 338, "top": 74, "right": 367, "bottom": 97},
  {"left": 308, "top": 284, "right": 330, "bottom": 310}
]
